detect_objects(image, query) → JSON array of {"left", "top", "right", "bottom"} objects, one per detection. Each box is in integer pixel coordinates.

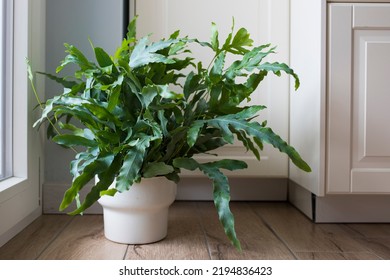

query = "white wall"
[{"left": 44, "top": 0, "right": 124, "bottom": 184}]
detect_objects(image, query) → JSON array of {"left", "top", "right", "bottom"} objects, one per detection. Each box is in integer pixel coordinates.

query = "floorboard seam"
[
  {"left": 249, "top": 203, "right": 299, "bottom": 260},
  {"left": 35, "top": 216, "right": 75, "bottom": 260},
  {"left": 122, "top": 245, "right": 130, "bottom": 260},
  {"left": 195, "top": 202, "right": 213, "bottom": 260}
]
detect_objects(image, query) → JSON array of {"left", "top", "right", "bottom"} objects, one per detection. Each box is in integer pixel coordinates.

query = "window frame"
[
  {"left": 0, "top": 0, "right": 13, "bottom": 181},
  {"left": 0, "top": 0, "right": 44, "bottom": 247}
]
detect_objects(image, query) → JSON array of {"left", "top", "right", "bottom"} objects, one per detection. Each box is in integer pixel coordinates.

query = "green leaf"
[
  {"left": 37, "top": 72, "right": 78, "bottom": 89},
  {"left": 107, "top": 85, "right": 122, "bottom": 112},
  {"left": 221, "top": 18, "right": 234, "bottom": 51},
  {"left": 53, "top": 134, "right": 97, "bottom": 148},
  {"left": 26, "top": 58, "right": 33, "bottom": 81},
  {"left": 56, "top": 43, "right": 94, "bottom": 73},
  {"left": 169, "top": 30, "right": 180, "bottom": 40},
  {"left": 187, "top": 121, "right": 204, "bottom": 148},
  {"left": 203, "top": 159, "right": 247, "bottom": 171},
  {"left": 230, "top": 27, "right": 253, "bottom": 54},
  {"left": 183, "top": 71, "right": 205, "bottom": 100},
  {"left": 208, "top": 115, "right": 234, "bottom": 144},
  {"left": 210, "top": 22, "right": 219, "bottom": 51},
  {"left": 115, "top": 39, "right": 131, "bottom": 61},
  {"left": 143, "top": 162, "right": 174, "bottom": 178},
  {"left": 70, "top": 151, "right": 95, "bottom": 179},
  {"left": 232, "top": 105, "right": 265, "bottom": 119},
  {"left": 157, "top": 110, "right": 169, "bottom": 137},
  {"left": 225, "top": 44, "right": 273, "bottom": 80},
  {"left": 210, "top": 52, "right": 225, "bottom": 83},
  {"left": 130, "top": 37, "right": 178, "bottom": 69},
  {"left": 95, "top": 130, "right": 120, "bottom": 144},
  {"left": 141, "top": 84, "right": 158, "bottom": 108},
  {"left": 59, "top": 152, "right": 115, "bottom": 211},
  {"left": 100, "top": 188, "right": 118, "bottom": 197},
  {"left": 173, "top": 157, "right": 199, "bottom": 171},
  {"left": 84, "top": 102, "right": 121, "bottom": 126},
  {"left": 204, "top": 112, "right": 311, "bottom": 172},
  {"left": 94, "top": 46, "right": 118, "bottom": 74},
  {"left": 161, "top": 127, "right": 188, "bottom": 161},
  {"left": 58, "top": 122, "right": 83, "bottom": 135},
  {"left": 116, "top": 138, "right": 151, "bottom": 192},
  {"left": 69, "top": 154, "right": 122, "bottom": 215},
  {"left": 232, "top": 128, "right": 261, "bottom": 160},
  {"left": 173, "top": 158, "right": 247, "bottom": 250},
  {"left": 209, "top": 169, "right": 241, "bottom": 250},
  {"left": 34, "top": 95, "right": 91, "bottom": 128},
  {"left": 51, "top": 106, "right": 98, "bottom": 129},
  {"left": 259, "top": 62, "right": 300, "bottom": 90},
  {"left": 189, "top": 133, "right": 226, "bottom": 155},
  {"left": 127, "top": 15, "right": 138, "bottom": 40},
  {"left": 198, "top": 159, "right": 247, "bottom": 251},
  {"left": 157, "top": 84, "right": 184, "bottom": 100},
  {"left": 94, "top": 47, "right": 113, "bottom": 67}
]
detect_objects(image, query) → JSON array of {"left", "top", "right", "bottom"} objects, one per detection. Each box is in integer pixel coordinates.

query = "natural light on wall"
[{"left": 0, "top": 0, "right": 12, "bottom": 181}]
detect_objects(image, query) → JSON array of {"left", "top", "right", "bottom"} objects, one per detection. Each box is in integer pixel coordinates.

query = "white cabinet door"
[
  {"left": 328, "top": 4, "right": 390, "bottom": 194},
  {"left": 132, "top": 0, "right": 291, "bottom": 177}
]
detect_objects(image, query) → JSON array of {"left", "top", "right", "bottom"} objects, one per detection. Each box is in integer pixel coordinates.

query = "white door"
[
  {"left": 0, "top": 0, "right": 44, "bottom": 247},
  {"left": 328, "top": 4, "right": 390, "bottom": 194},
  {"left": 131, "top": 0, "right": 291, "bottom": 177}
]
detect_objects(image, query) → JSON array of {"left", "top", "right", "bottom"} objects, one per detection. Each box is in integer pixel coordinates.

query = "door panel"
[
  {"left": 354, "top": 32, "right": 390, "bottom": 158},
  {"left": 133, "top": 0, "right": 291, "bottom": 177}
]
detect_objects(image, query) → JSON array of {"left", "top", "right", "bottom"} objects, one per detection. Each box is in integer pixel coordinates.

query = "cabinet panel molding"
[
  {"left": 351, "top": 169, "right": 390, "bottom": 193},
  {"left": 354, "top": 5, "right": 390, "bottom": 28},
  {"left": 354, "top": 31, "right": 390, "bottom": 160},
  {"left": 327, "top": 4, "right": 353, "bottom": 193}
]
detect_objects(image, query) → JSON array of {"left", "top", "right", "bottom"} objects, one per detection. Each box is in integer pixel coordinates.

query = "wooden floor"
[{"left": 1, "top": 201, "right": 390, "bottom": 260}]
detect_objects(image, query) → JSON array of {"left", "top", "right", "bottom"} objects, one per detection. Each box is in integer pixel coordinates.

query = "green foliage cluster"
[{"left": 30, "top": 17, "right": 310, "bottom": 250}]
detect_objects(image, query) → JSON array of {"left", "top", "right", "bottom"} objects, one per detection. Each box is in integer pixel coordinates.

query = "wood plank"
[
  {"left": 3, "top": 202, "right": 390, "bottom": 260},
  {"left": 38, "top": 215, "right": 127, "bottom": 260},
  {"left": 296, "top": 251, "right": 381, "bottom": 260},
  {"left": 0, "top": 215, "right": 72, "bottom": 260},
  {"left": 315, "top": 224, "right": 378, "bottom": 253},
  {"left": 252, "top": 203, "right": 373, "bottom": 253},
  {"left": 125, "top": 202, "right": 210, "bottom": 260},
  {"left": 352, "top": 237, "right": 390, "bottom": 259},
  {"left": 197, "top": 202, "right": 295, "bottom": 260},
  {"left": 346, "top": 224, "right": 390, "bottom": 238}
]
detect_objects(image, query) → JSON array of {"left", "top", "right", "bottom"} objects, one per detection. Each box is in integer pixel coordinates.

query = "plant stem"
[{"left": 27, "top": 60, "right": 78, "bottom": 154}]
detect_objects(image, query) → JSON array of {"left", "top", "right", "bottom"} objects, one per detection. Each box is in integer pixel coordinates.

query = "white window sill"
[{"left": 0, "top": 177, "right": 28, "bottom": 202}]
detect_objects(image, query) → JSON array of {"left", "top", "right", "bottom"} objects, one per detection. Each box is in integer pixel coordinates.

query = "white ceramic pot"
[{"left": 98, "top": 177, "right": 177, "bottom": 244}]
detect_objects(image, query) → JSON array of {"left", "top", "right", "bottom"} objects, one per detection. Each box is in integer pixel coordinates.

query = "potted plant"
[{"left": 29, "top": 17, "right": 310, "bottom": 250}]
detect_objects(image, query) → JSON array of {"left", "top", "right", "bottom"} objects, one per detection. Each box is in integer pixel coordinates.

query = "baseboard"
[
  {"left": 288, "top": 180, "right": 314, "bottom": 220},
  {"left": 288, "top": 180, "right": 390, "bottom": 223},
  {"left": 315, "top": 195, "right": 390, "bottom": 223},
  {"left": 43, "top": 178, "right": 288, "bottom": 214}
]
